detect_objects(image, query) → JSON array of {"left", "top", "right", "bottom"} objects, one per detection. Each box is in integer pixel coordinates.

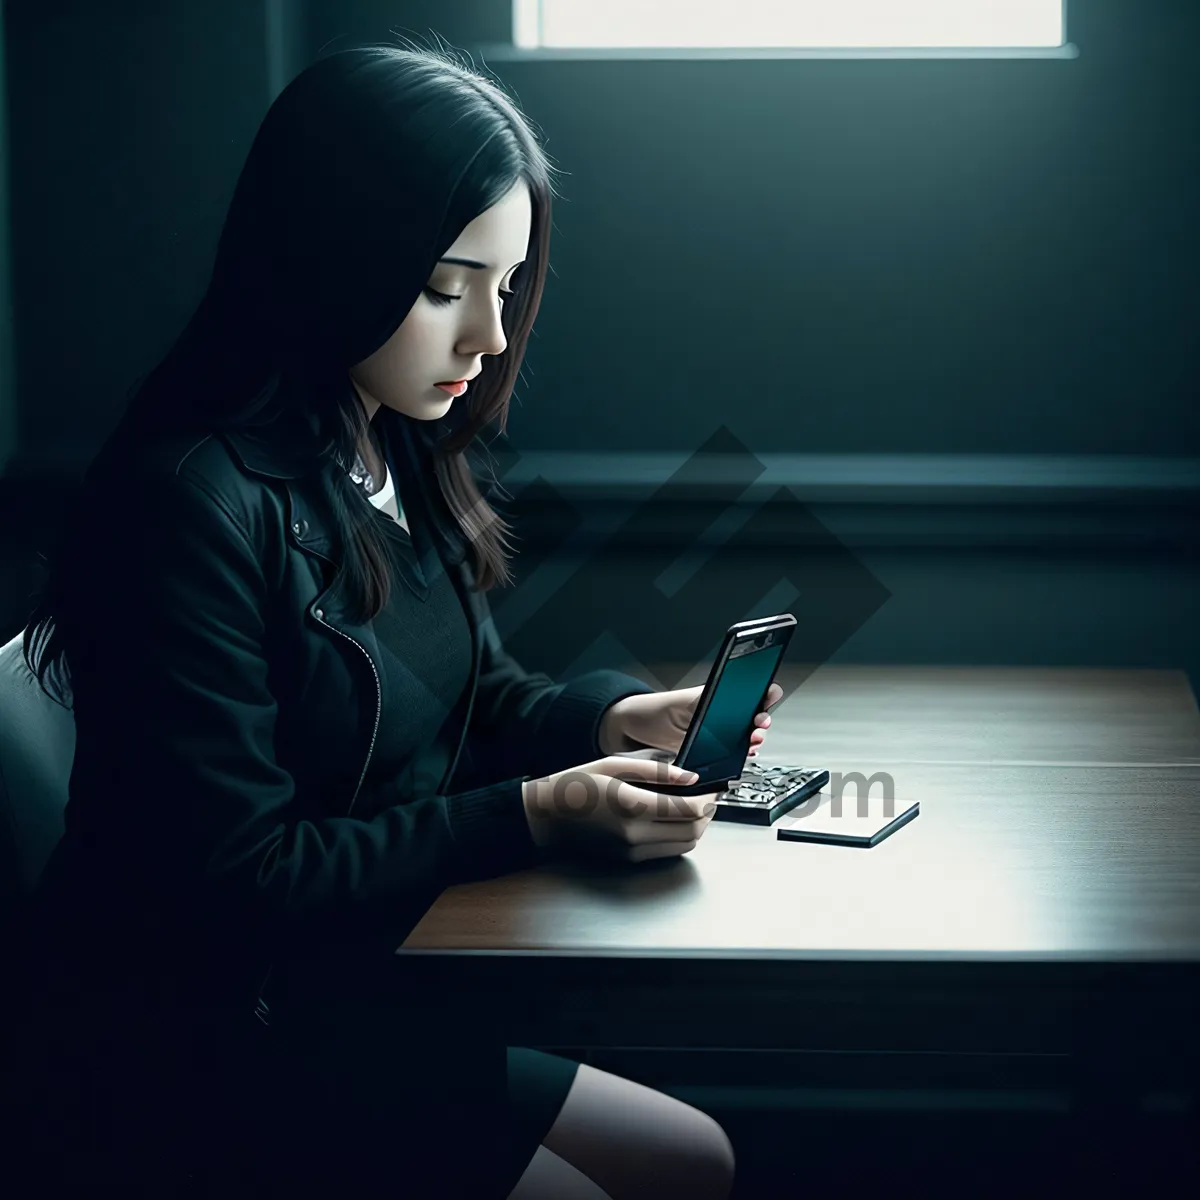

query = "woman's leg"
[
  {"left": 507, "top": 1145, "right": 614, "bottom": 1198},
  {"left": 511, "top": 1062, "right": 736, "bottom": 1200}
]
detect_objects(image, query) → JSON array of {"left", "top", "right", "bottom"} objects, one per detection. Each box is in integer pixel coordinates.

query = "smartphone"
[{"left": 621, "top": 614, "right": 796, "bottom": 797}]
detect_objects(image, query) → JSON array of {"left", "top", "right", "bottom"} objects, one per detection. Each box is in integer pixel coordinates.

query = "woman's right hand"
[{"left": 521, "top": 756, "right": 721, "bottom": 864}]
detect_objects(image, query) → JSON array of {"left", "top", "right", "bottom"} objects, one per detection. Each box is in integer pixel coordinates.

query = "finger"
[
  {"left": 637, "top": 804, "right": 715, "bottom": 841},
  {"left": 618, "top": 780, "right": 712, "bottom": 820},
  {"left": 628, "top": 814, "right": 709, "bottom": 843},
  {"left": 603, "top": 757, "right": 696, "bottom": 782},
  {"left": 629, "top": 838, "right": 700, "bottom": 863},
  {"left": 613, "top": 747, "right": 675, "bottom": 762}
]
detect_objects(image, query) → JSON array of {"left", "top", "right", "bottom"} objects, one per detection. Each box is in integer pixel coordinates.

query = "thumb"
[{"left": 601, "top": 755, "right": 699, "bottom": 781}]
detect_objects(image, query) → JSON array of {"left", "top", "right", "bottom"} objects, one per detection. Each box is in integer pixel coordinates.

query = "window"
[{"left": 510, "top": 0, "right": 1072, "bottom": 56}]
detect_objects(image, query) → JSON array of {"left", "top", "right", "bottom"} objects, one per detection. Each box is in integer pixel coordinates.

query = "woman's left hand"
[{"left": 607, "top": 681, "right": 783, "bottom": 758}]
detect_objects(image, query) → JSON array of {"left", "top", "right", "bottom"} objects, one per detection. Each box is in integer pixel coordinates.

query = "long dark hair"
[{"left": 21, "top": 40, "right": 561, "bottom": 710}]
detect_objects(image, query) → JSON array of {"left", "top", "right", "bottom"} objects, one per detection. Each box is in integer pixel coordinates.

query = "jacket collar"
[{"left": 219, "top": 406, "right": 470, "bottom": 568}]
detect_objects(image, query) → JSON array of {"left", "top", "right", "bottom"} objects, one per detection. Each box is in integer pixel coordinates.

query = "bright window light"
[{"left": 514, "top": 0, "right": 1066, "bottom": 50}]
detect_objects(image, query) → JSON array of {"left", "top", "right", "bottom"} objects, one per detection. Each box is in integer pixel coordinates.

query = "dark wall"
[
  {"left": 3, "top": 0, "right": 304, "bottom": 458},
  {"left": 0, "top": 5, "right": 13, "bottom": 471}
]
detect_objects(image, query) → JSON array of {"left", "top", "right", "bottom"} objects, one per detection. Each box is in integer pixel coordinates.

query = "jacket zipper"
[{"left": 253, "top": 606, "right": 381, "bottom": 1027}]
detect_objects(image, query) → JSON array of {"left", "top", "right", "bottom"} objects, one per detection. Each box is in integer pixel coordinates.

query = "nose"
[{"left": 459, "top": 299, "right": 508, "bottom": 360}]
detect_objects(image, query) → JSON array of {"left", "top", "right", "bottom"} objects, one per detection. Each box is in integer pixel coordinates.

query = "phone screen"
[{"left": 676, "top": 638, "right": 785, "bottom": 781}]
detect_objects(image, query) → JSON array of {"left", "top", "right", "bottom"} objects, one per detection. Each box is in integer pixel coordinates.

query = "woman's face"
[{"left": 350, "top": 179, "right": 532, "bottom": 424}]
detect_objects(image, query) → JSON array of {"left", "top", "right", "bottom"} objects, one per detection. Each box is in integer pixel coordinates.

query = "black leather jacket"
[{"left": 27, "top": 406, "right": 656, "bottom": 1029}]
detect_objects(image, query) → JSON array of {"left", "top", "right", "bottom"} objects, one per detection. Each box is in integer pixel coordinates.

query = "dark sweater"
[{"left": 355, "top": 449, "right": 474, "bottom": 823}]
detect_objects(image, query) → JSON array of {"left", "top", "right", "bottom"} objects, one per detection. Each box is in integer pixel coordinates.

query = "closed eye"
[{"left": 424, "top": 287, "right": 515, "bottom": 307}]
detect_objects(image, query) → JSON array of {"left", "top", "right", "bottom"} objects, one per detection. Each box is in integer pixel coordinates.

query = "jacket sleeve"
[
  {"left": 452, "top": 591, "right": 660, "bottom": 791},
  {"left": 58, "top": 469, "right": 553, "bottom": 959}
]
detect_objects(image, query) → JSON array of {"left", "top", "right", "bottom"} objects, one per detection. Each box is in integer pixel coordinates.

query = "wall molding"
[
  {"left": 3, "top": 450, "right": 1197, "bottom": 551},
  {"left": 491, "top": 452, "right": 1200, "bottom": 503},
  {"left": 487, "top": 452, "right": 1200, "bottom": 551}
]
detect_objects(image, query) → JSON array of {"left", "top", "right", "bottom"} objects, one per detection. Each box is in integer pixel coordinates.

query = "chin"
[{"left": 386, "top": 395, "right": 454, "bottom": 421}]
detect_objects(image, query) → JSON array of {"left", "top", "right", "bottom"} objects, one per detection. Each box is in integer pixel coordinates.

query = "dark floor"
[
  {"left": 603, "top": 1049, "right": 1198, "bottom": 1200},
  {"left": 716, "top": 1107, "right": 1198, "bottom": 1199}
]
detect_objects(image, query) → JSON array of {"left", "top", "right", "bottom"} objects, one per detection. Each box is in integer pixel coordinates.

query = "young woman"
[{"left": 15, "top": 42, "right": 741, "bottom": 1198}]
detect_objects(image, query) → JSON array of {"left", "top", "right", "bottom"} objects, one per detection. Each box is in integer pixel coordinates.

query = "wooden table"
[{"left": 394, "top": 666, "right": 1200, "bottom": 1112}]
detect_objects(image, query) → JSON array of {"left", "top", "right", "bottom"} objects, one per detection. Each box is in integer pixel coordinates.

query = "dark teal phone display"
[{"left": 677, "top": 641, "right": 786, "bottom": 782}]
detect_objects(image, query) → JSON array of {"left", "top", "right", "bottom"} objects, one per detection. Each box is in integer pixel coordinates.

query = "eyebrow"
[{"left": 439, "top": 256, "right": 524, "bottom": 272}]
